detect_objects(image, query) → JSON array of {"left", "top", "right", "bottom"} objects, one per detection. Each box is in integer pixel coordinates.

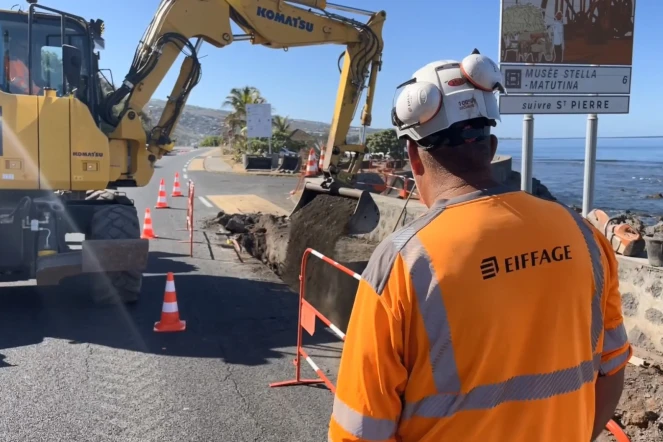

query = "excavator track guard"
[{"left": 291, "top": 182, "right": 380, "bottom": 235}]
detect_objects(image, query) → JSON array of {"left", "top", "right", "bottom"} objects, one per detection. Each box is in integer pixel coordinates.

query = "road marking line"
[
  {"left": 206, "top": 194, "right": 288, "bottom": 216},
  {"left": 198, "top": 196, "right": 214, "bottom": 208},
  {"left": 183, "top": 174, "right": 188, "bottom": 179}
]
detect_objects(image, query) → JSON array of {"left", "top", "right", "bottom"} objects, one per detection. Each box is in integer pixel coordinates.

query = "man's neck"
[{"left": 426, "top": 172, "right": 501, "bottom": 204}]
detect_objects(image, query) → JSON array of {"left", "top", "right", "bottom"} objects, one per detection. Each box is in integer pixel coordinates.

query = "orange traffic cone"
[
  {"left": 154, "top": 272, "right": 186, "bottom": 332},
  {"left": 141, "top": 208, "right": 158, "bottom": 239},
  {"left": 305, "top": 148, "right": 318, "bottom": 177},
  {"left": 318, "top": 146, "right": 326, "bottom": 171},
  {"left": 155, "top": 178, "right": 169, "bottom": 209},
  {"left": 171, "top": 172, "right": 184, "bottom": 197}
]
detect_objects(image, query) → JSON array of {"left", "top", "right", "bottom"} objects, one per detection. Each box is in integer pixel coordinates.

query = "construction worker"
[
  {"left": 7, "top": 37, "right": 38, "bottom": 95},
  {"left": 329, "top": 50, "right": 631, "bottom": 442}
]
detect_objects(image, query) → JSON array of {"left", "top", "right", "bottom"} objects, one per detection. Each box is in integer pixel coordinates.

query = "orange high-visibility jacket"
[
  {"left": 8, "top": 58, "right": 39, "bottom": 95},
  {"left": 329, "top": 186, "right": 632, "bottom": 442}
]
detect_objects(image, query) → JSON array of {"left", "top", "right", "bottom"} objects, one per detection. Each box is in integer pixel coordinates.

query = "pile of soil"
[
  {"left": 209, "top": 194, "right": 376, "bottom": 330},
  {"left": 600, "top": 363, "right": 663, "bottom": 442}
]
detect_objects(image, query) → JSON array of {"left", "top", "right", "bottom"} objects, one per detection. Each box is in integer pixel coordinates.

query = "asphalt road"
[{"left": 0, "top": 148, "right": 341, "bottom": 442}]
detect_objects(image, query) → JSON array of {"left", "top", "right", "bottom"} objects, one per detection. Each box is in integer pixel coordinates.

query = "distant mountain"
[{"left": 144, "top": 99, "right": 385, "bottom": 146}]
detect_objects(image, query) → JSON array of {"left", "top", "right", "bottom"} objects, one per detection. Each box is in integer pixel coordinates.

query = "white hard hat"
[{"left": 391, "top": 49, "right": 504, "bottom": 146}]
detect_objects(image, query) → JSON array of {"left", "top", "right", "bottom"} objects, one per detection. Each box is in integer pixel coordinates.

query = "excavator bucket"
[{"left": 290, "top": 182, "right": 380, "bottom": 235}]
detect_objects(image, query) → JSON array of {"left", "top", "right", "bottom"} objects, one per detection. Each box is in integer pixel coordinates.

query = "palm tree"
[
  {"left": 222, "top": 86, "right": 266, "bottom": 131},
  {"left": 272, "top": 115, "right": 291, "bottom": 134}
]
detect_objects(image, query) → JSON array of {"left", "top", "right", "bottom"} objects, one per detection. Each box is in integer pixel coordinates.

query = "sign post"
[
  {"left": 522, "top": 114, "right": 534, "bottom": 193},
  {"left": 246, "top": 103, "right": 273, "bottom": 154},
  {"left": 498, "top": 0, "right": 636, "bottom": 212}
]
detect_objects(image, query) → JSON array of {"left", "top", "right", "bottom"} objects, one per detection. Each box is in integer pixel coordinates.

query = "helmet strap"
[{"left": 417, "top": 118, "right": 495, "bottom": 150}]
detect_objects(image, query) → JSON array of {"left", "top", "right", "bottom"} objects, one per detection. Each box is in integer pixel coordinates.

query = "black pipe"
[{"left": 28, "top": 3, "right": 34, "bottom": 94}]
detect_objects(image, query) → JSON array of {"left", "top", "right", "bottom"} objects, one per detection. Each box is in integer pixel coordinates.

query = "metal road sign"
[
  {"left": 499, "top": 0, "right": 636, "bottom": 66},
  {"left": 501, "top": 65, "right": 631, "bottom": 95},
  {"left": 246, "top": 103, "right": 272, "bottom": 138},
  {"left": 499, "top": 95, "right": 630, "bottom": 115}
]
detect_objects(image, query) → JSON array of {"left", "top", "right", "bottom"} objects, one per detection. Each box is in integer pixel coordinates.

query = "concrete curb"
[{"left": 202, "top": 156, "right": 301, "bottom": 178}]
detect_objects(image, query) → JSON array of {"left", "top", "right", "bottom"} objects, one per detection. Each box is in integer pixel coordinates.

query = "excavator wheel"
[{"left": 86, "top": 202, "right": 143, "bottom": 305}]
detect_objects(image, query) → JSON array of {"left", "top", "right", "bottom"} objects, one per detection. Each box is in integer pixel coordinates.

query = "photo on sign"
[{"left": 500, "top": 0, "right": 635, "bottom": 66}]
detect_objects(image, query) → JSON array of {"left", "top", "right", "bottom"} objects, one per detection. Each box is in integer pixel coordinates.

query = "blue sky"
[{"left": 4, "top": 0, "right": 659, "bottom": 138}]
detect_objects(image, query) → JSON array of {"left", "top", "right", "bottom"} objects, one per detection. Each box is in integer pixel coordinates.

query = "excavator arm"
[
  {"left": 227, "top": 0, "right": 385, "bottom": 184},
  {"left": 100, "top": 0, "right": 385, "bottom": 189}
]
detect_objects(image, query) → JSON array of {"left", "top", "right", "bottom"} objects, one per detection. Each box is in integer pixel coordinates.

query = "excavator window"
[{"left": 0, "top": 10, "right": 91, "bottom": 103}]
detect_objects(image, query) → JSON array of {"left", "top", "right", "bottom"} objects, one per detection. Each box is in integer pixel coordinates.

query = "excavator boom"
[
  {"left": 101, "top": 0, "right": 385, "bottom": 232},
  {"left": 102, "top": 0, "right": 385, "bottom": 173},
  {"left": 0, "top": 0, "right": 385, "bottom": 303}
]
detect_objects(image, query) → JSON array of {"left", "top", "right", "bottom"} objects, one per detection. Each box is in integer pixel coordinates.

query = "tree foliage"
[
  {"left": 200, "top": 135, "right": 222, "bottom": 147},
  {"left": 221, "top": 86, "right": 308, "bottom": 161},
  {"left": 365, "top": 129, "right": 405, "bottom": 158},
  {"left": 272, "top": 115, "right": 290, "bottom": 133},
  {"left": 222, "top": 86, "right": 267, "bottom": 135}
]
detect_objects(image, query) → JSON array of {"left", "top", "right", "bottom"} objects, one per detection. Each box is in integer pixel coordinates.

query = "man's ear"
[
  {"left": 407, "top": 139, "right": 425, "bottom": 176},
  {"left": 489, "top": 134, "right": 498, "bottom": 161}
]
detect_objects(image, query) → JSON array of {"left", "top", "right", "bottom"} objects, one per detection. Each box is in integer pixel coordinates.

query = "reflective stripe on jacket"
[{"left": 329, "top": 186, "right": 632, "bottom": 442}]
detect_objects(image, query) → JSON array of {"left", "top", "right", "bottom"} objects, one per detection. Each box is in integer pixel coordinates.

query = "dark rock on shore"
[{"left": 504, "top": 170, "right": 556, "bottom": 201}]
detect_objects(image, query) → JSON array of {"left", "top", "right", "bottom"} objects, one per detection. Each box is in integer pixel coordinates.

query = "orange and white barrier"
[
  {"left": 289, "top": 160, "right": 309, "bottom": 197},
  {"left": 289, "top": 173, "right": 305, "bottom": 197},
  {"left": 171, "top": 172, "right": 184, "bottom": 197},
  {"left": 304, "top": 148, "right": 318, "bottom": 177},
  {"left": 606, "top": 420, "right": 631, "bottom": 442},
  {"left": 270, "top": 247, "right": 360, "bottom": 394},
  {"left": 177, "top": 180, "right": 196, "bottom": 257},
  {"left": 289, "top": 148, "right": 316, "bottom": 197},
  {"left": 380, "top": 173, "right": 418, "bottom": 199},
  {"left": 155, "top": 178, "right": 170, "bottom": 209},
  {"left": 353, "top": 173, "right": 418, "bottom": 198},
  {"left": 154, "top": 272, "right": 186, "bottom": 333}
]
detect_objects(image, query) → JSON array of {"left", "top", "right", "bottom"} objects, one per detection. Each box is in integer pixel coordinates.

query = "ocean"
[{"left": 496, "top": 137, "right": 663, "bottom": 220}]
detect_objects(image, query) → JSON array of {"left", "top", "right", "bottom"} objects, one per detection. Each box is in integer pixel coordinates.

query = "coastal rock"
[
  {"left": 504, "top": 170, "right": 556, "bottom": 201},
  {"left": 645, "top": 222, "right": 663, "bottom": 237},
  {"left": 614, "top": 213, "right": 647, "bottom": 235}
]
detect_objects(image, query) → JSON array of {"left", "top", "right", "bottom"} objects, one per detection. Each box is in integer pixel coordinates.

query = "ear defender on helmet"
[
  {"left": 460, "top": 49, "right": 506, "bottom": 93},
  {"left": 391, "top": 80, "right": 443, "bottom": 130}
]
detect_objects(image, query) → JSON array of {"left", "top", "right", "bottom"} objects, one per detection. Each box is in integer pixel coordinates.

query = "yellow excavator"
[{"left": 0, "top": 0, "right": 384, "bottom": 303}]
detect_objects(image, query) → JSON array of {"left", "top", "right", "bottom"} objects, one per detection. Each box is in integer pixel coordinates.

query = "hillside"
[{"left": 144, "top": 99, "right": 384, "bottom": 145}]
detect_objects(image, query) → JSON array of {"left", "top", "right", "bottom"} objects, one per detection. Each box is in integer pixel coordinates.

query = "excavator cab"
[
  {"left": 0, "top": 3, "right": 148, "bottom": 303},
  {"left": 0, "top": 4, "right": 103, "bottom": 105}
]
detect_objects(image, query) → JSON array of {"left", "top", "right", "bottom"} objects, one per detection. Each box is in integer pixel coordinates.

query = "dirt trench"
[{"left": 209, "top": 194, "right": 377, "bottom": 331}]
